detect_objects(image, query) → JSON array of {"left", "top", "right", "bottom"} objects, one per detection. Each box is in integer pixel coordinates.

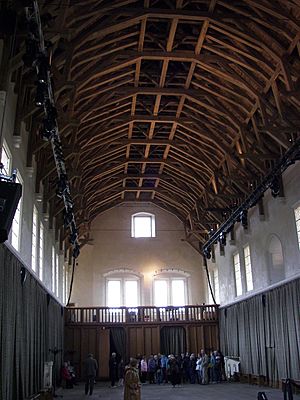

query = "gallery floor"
[{"left": 57, "top": 381, "right": 297, "bottom": 400}]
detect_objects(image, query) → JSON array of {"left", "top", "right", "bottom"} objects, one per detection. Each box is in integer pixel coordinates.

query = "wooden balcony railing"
[{"left": 65, "top": 305, "right": 218, "bottom": 324}]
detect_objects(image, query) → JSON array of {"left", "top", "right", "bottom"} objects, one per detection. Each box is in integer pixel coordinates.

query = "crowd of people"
[
  {"left": 108, "top": 350, "right": 225, "bottom": 388},
  {"left": 61, "top": 349, "right": 225, "bottom": 398}
]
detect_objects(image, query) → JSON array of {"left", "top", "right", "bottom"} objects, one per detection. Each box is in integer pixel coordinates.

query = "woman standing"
[
  {"left": 140, "top": 355, "right": 148, "bottom": 383},
  {"left": 124, "top": 358, "right": 141, "bottom": 400}
]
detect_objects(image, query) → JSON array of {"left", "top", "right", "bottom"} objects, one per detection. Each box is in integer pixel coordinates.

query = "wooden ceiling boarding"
[{"left": 9, "top": 0, "right": 300, "bottom": 251}]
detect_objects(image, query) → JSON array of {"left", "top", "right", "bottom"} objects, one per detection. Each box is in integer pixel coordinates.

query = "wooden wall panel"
[
  {"left": 188, "top": 325, "right": 204, "bottom": 354},
  {"left": 187, "top": 324, "right": 219, "bottom": 354},
  {"left": 65, "top": 322, "right": 218, "bottom": 379},
  {"left": 143, "top": 326, "right": 160, "bottom": 356},
  {"left": 203, "top": 324, "right": 219, "bottom": 352},
  {"left": 80, "top": 328, "right": 90, "bottom": 371},
  {"left": 144, "top": 327, "right": 152, "bottom": 356},
  {"left": 99, "top": 328, "right": 110, "bottom": 378},
  {"left": 136, "top": 327, "right": 144, "bottom": 356},
  {"left": 73, "top": 327, "right": 81, "bottom": 369},
  {"left": 128, "top": 326, "right": 144, "bottom": 357}
]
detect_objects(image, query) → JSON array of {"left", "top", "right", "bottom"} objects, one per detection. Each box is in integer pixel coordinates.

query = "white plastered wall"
[
  {"left": 207, "top": 162, "right": 300, "bottom": 306},
  {"left": 71, "top": 203, "right": 206, "bottom": 306}
]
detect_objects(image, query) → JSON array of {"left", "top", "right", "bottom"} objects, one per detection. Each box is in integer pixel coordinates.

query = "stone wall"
[
  {"left": 72, "top": 203, "right": 206, "bottom": 306},
  {"left": 208, "top": 162, "right": 300, "bottom": 306}
]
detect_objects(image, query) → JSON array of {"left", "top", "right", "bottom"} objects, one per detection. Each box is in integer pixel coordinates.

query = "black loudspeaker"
[
  {"left": 0, "top": 181, "right": 22, "bottom": 243},
  {"left": 0, "top": 10, "right": 17, "bottom": 35}
]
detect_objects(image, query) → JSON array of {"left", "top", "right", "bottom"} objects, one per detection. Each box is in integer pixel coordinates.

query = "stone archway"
[{"left": 267, "top": 235, "right": 285, "bottom": 285}]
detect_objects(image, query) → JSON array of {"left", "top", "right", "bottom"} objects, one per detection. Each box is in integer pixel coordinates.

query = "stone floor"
[{"left": 56, "top": 381, "right": 298, "bottom": 400}]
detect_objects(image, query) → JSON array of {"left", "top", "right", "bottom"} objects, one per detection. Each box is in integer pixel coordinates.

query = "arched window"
[
  {"left": 104, "top": 269, "right": 141, "bottom": 307},
  {"left": 267, "top": 235, "right": 285, "bottom": 284},
  {"left": 153, "top": 269, "right": 189, "bottom": 306},
  {"left": 131, "top": 212, "right": 155, "bottom": 238}
]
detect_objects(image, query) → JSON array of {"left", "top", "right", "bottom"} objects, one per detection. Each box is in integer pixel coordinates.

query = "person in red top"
[{"left": 61, "top": 362, "right": 73, "bottom": 388}]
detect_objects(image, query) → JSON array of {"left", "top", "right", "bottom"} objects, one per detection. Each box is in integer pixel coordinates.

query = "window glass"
[
  {"left": 171, "top": 279, "right": 185, "bottom": 306},
  {"left": 62, "top": 265, "right": 65, "bottom": 303},
  {"left": 0, "top": 141, "right": 11, "bottom": 175},
  {"left": 31, "top": 206, "right": 38, "bottom": 272},
  {"left": 107, "top": 280, "right": 121, "bottom": 307},
  {"left": 11, "top": 173, "right": 23, "bottom": 251},
  {"left": 56, "top": 254, "right": 59, "bottom": 297},
  {"left": 234, "top": 253, "right": 242, "bottom": 296},
  {"left": 106, "top": 274, "right": 140, "bottom": 306},
  {"left": 132, "top": 213, "right": 155, "bottom": 238},
  {"left": 154, "top": 280, "right": 168, "bottom": 306},
  {"left": 52, "top": 246, "right": 55, "bottom": 293},
  {"left": 39, "top": 222, "right": 44, "bottom": 281},
  {"left": 295, "top": 206, "right": 300, "bottom": 250},
  {"left": 125, "top": 280, "right": 138, "bottom": 307},
  {"left": 65, "top": 266, "right": 69, "bottom": 304},
  {"left": 134, "top": 216, "right": 151, "bottom": 237},
  {"left": 244, "top": 245, "right": 253, "bottom": 291}
]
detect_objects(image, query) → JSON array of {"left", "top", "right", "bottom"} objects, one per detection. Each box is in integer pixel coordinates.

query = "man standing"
[
  {"left": 83, "top": 353, "right": 98, "bottom": 396},
  {"left": 200, "top": 349, "right": 209, "bottom": 384},
  {"left": 109, "top": 352, "right": 118, "bottom": 388}
]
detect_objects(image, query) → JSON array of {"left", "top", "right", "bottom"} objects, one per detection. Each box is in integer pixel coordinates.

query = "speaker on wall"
[
  {"left": 0, "top": 10, "right": 17, "bottom": 35},
  {"left": 0, "top": 181, "right": 22, "bottom": 243}
]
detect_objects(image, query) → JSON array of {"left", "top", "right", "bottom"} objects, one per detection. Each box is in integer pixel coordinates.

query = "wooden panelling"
[
  {"left": 65, "top": 327, "right": 102, "bottom": 378},
  {"left": 188, "top": 325, "right": 203, "bottom": 354},
  {"left": 203, "top": 324, "right": 219, "bottom": 352},
  {"left": 65, "top": 322, "right": 219, "bottom": 379},
  {"left": 144, "top": 326, "right": 160, "bottom": 356},
  {"left": 128, "top": 326, "right": 144, "bottom": 357},
  {"left": 99, "top": 328, "right": 110, "bottom": 378}
]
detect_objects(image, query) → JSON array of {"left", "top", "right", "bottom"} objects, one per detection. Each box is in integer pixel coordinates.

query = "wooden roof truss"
[{"left": 9, "top": 0, "right": 300, "bottom": 249}]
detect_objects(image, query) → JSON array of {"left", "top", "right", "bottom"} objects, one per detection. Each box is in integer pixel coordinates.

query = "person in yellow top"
[{"left": 124, "top": 358, "right": 141, "bottom": 400}]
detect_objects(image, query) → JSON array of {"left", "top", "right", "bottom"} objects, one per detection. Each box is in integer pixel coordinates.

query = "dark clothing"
[
  {"left": 119, "top": 361, "right": 125, "bottom": 379},
  {"left": 148, "top": 358, "right": 156, "bottom": 384},
  {"left": 212, "top": 354, "right": 221, "bottom": 383},
  {"left": 83, "top": 356, "right": 98, "bottom": 395},
  {"left": 109, "top": 356, "right": 118, "bottom": 387},
  {"left": 85, "top": 376, "right": 95, "bottom": 396},
  {"left": 140, "top": 371, "right": 147, "bottom": 383},
  {"left": 189, "top": 358, "right": 197, "bottom": 384},
  {"left": 83, "top": 357, "right": 98, "bottom": 377},
  {"left": 176, "top": 355, "right": 183, "bottom": 384},
  {"left": 169, "top": 358, "right": 179, "bottom": 387},
  {"left": 182, "top": 356, "right": 190, "bottom": 383}
]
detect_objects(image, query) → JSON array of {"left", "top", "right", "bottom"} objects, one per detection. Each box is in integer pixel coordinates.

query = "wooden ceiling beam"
[
  {"left": 74, "top": 51, "right": 248, "bottom": 93},
  {"left": 17, "top": 0, "right": 300, "bottom": 243}
]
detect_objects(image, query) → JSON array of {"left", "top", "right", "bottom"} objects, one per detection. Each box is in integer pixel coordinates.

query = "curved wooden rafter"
[{"left": 12, "top": 0, "right": 300, "bottom": 248}]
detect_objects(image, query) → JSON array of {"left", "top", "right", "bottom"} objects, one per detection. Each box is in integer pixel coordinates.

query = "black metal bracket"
[{"left": 202, "top": 137, "right": 300, "bottom": 255}]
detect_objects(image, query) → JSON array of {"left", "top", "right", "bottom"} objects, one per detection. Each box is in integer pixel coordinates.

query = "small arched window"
[{"left": 131, "top": 212, "right": 155, "bottom": 238}]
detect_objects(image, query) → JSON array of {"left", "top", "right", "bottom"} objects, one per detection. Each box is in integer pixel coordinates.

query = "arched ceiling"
[{"left": 11, "top": 0, "right": 300, "bottom": 248}]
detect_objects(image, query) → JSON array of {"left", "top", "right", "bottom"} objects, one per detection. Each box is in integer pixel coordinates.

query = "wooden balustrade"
[{"left": 65, "top": 305, "right": 218, "bottom": 324}]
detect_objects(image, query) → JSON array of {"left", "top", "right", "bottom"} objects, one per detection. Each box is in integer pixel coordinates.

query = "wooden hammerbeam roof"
[{"left": 10, "top": 0, "right": 300, "bottom": 248}]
